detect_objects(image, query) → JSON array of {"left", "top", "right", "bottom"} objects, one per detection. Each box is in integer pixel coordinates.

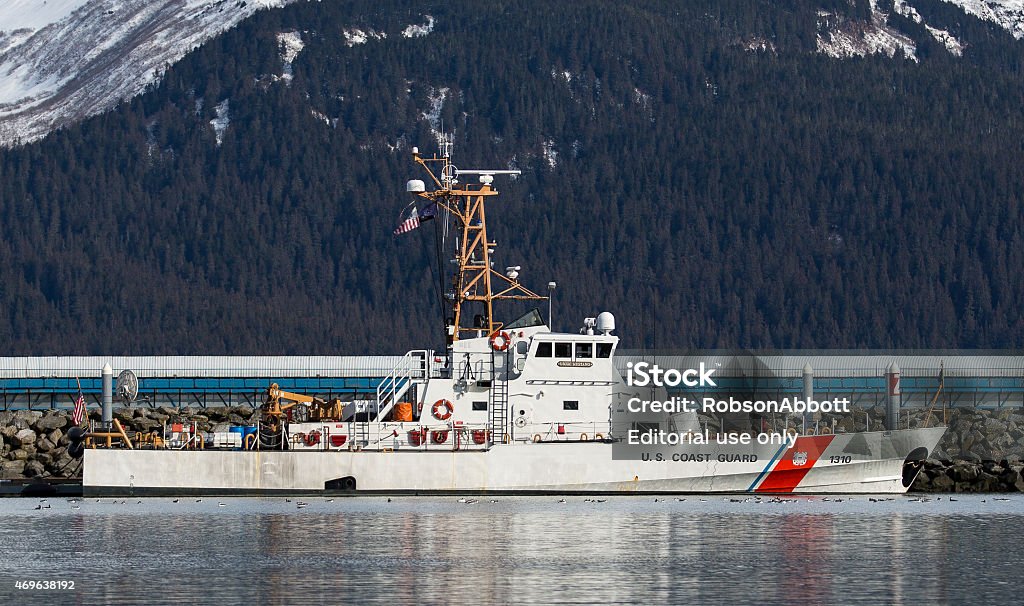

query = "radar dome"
[{"left": 596, "top": 312, "right": 615, "bottom": 334}]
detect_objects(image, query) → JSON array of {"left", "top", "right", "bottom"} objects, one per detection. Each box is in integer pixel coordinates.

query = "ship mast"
[{"left": 408, "top": 136, "right": 546, "bottom": 345}]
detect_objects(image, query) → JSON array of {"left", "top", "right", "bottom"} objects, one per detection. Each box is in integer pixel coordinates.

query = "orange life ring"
[
  {"left": 304, "top": 430, "right": 321, "bottom": 447},
  {"left": 431, "top": 430, "right": 449, "bottom": 444},
  {"left": 432, "top": 399, "right": 454, "bottom": 421},
  {"left": 490, "top": 331, "right": 511, "bottom": 351}
]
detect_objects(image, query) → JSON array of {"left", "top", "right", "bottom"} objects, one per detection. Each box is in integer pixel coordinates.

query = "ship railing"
[
  {"left": 375, "top": 350, "right": 428, "bottom": 421},
  {"left": 519, "top": 421, "right": 607, "bottom": 443}
]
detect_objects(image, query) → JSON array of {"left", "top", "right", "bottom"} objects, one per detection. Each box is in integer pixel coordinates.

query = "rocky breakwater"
[
  {"left": 0, "top": 406, "right": 261, "bottom": 480},
  {"left": 0, "top": 410, "right": 77, "bottom": 479},
  {"left": 910, "top": 406, "right": 1024, "bottom": 493}
]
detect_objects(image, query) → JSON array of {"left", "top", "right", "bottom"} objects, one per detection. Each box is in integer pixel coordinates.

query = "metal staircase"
[
  {"left": 488, "top": 350, "right": 510, "bottom": 445},
  {"left": 375, "top": 350, "right": 427, "bottom": 420}
]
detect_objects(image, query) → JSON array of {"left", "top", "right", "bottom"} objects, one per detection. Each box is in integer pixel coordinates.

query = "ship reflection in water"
[{"left": 0, "top": 496, "right": 1018, "bottom": 605}]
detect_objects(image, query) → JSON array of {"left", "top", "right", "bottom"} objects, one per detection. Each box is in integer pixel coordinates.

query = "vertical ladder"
[{"left": 488, "top": 350, "right": 509, "bottom": 445}]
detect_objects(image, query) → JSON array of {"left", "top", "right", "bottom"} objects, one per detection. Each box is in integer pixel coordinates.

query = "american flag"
[
  {"left": 72, "top": 378, "right": 85, "bottom": 426},
  {"left": 393, "top": 202, "right": 437, "bottom": 235}
]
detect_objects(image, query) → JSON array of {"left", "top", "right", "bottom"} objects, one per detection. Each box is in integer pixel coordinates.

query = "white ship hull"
[{"left": 83, "top": 426, "right": 944, "bottom": 496}]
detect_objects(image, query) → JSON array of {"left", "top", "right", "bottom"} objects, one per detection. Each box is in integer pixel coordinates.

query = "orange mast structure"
[{"left": 407, "top": 136, "right": 546, "bottom": 344}]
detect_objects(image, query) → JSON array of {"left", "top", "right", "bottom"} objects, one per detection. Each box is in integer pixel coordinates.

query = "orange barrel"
[{"left": 393, "top": 402, "right": 414, "bottom": 422}]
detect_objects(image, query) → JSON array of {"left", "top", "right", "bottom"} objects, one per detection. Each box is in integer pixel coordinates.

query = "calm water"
[{"left": 0, "top": 495, "right": 1018, "bottom": 605}]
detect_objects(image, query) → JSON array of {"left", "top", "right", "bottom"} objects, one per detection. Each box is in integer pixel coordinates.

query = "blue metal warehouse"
[{"left": 1, "top": 352, "right": 1022, "bottom": 411}]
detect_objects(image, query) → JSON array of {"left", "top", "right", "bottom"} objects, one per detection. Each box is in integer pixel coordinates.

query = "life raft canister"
[
  {"left": 408, "top": 428, "right": 426, "bottom": 446},
  {"left": 304, "top": 430, "right": 321, "bottom": 446},
  {"left": 432, "top": 399, "right": 454, "bottom": 421},
  {"left": 490, "top": 331, "right": 511, "bottom": 352}
]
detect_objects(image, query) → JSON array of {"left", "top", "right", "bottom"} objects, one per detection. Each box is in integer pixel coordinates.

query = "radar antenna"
[{"left": 409, "top": 140, "right": 546, "bottom": 344}]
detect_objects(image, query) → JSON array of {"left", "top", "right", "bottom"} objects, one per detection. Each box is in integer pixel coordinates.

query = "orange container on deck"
[{"left": 393, "top": 402, "right": 414, "bottom": 422}]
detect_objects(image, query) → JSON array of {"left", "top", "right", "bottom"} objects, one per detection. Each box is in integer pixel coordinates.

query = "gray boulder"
[
  {"left": 0, "top": 460, "right": 26, "bottom": 478},
  {"left": 23, "top": 460, "right": 45, "bottom": 478},
  {"left": 35, "top": 413, "right": 67, "bottom": 431},
  {"left": 10, "top": 428, "right": 36, "bottom": 448},
  {"left": 984, "top": 417, "right": 1008, "bottom": 439},
  {"left": 951, "top": 463, "right": 980, "bottom": 483},
  {"left": 48, "top": 429, "right": 64, "bottom": 445},
  {"left": 35, "top": 437, "right": 56, "bottom": 453}
]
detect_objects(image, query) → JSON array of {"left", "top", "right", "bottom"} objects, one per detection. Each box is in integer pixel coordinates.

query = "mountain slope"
[
  {"left": 0, "top": 0, "right": 296, "bottom": 145},
  {"left": 0, "top": 0, "right": 1021, "bottom": 146},
  {"left": 2, "top": 0, "right": 1024, "bottom": 354}
]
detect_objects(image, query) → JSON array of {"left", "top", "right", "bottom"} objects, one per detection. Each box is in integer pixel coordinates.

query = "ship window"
[
  {"left": 596, "top": 343, "right": 613, "bottom": 358},
  {"left": 536, "top": 342, "right": 552, "bottom": 357},
  {"left": 555, "top": 343, "right": 572, "bottom": 358},
  {"left": 575, "top": 343, "right": 592, "bottom": 358},
  {"left": 632, "top": 421, "right": 660, "bottom": 434},
  {"left": 563, "top": 401, "right": 579, "bottom": 411},
  {"left": 506, "top": 308, "right": 545, "bottom": 329},
  {"left": 472, "top": 401, "right": 487, "bottom": 411}
]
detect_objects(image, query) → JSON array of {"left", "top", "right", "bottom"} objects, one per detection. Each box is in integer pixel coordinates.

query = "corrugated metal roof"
[
  {"left": 0, "top": 356, "right": 405, "bottom": 379},
  {"left": 1, "top": 352, "right": 1022, "bottom": 380}
]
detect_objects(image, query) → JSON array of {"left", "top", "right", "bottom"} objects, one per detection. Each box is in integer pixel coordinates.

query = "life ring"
[
  {"left": 304, "top": 430, "right": 321, "bottom": 447},
  {"left": 432, "top": 399, "right": 454, "bottom": 421},
  {"left": 532, "top": 434, "right": 542, "bottom": 443},
  {"left": 580, "top": 433, "right": 589, "bottom": 441},
  {"left": 595, "top": 433, "right": 604, "bottom": 441},
  {"left": 490, "top": 331, "right": 511, "bottom": 351},
  {"left": 431, "top": 430, "right": 449, "bottom": 444}
]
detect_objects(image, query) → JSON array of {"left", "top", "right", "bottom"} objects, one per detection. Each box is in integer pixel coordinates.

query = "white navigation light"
[
  {"left": 406, "top": 179, "right": 426, "bottom": 192},
  {"left": 479, "top": 174, "right": 494, "bottom": 185},
  {"left": 506, "top": 266, "right": 521, "bottom": 280},
  {"left": 596, "top": 311, "right": 615, "bottom": 335}
]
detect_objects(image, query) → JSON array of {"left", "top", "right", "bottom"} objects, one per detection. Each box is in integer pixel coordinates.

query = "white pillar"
[{"left": 102, "top": 363, "right": 113, "bottom": 424}]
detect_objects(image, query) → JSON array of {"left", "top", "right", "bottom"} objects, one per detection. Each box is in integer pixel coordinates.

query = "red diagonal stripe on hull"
[{"left": 754, "top": 435, "right": 835, "bottom": 493}]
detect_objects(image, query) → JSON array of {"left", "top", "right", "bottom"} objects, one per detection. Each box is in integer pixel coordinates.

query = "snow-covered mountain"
[
  {"left": 0, "top": 0, "right": 296, "bottom": 146},
  {"left": 948, "top": 0, "right": 1024, "bottom": 38},
  {"left": 0, "top": 0, "right": 1023, "bottom": 147},
  {"left": 817, "top": 0, "right": 1024, "bottom": 60}
]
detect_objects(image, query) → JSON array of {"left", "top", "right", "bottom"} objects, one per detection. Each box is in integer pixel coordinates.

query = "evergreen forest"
[{"left": 2, "top": 0, "right": 1024, "bottom": 354}]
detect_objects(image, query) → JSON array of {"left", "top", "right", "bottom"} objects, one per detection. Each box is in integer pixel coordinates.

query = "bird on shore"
[{"left": 173, "top": 499, "right": 179, "bottom": 503}]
